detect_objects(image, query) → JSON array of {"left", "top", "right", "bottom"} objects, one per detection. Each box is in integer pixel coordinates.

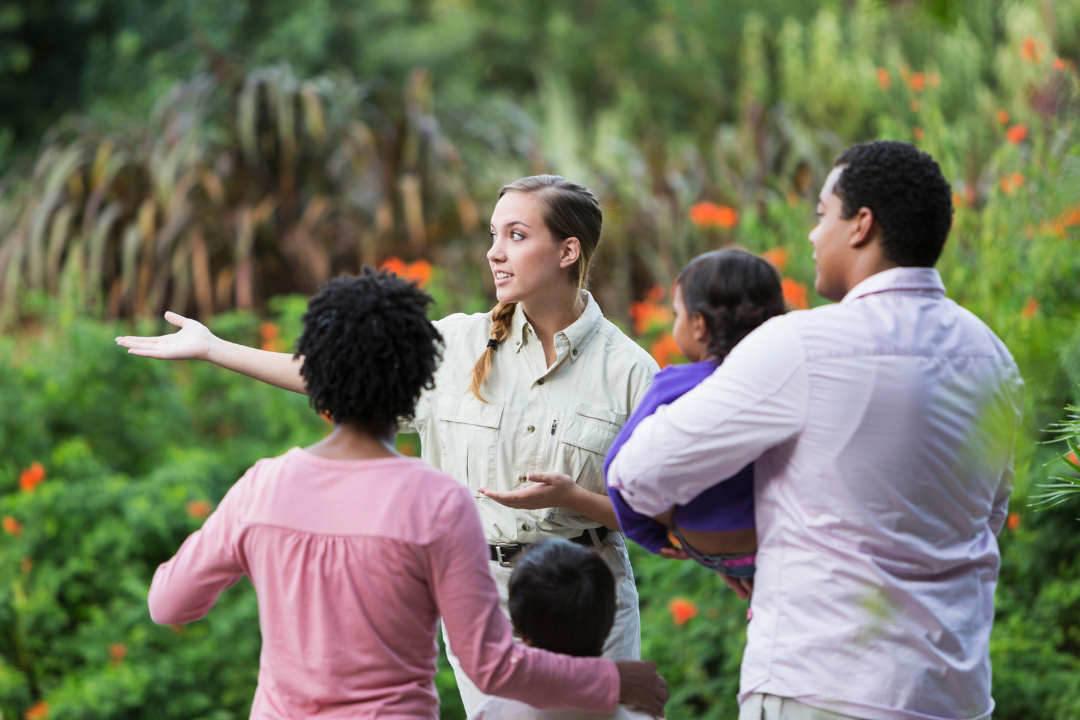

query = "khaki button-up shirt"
[{"left": 400, "top": 293, "right": 658, "bottom": 544}]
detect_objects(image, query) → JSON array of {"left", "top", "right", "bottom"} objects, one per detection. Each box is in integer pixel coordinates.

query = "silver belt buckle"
[{"left": 494, "top": 542, "right": 521, "bottom": 568}]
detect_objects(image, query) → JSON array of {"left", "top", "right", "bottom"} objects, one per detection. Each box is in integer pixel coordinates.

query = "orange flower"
[
  {"left": 1052, "top": 57, "right": 1065, "bottom": 70},
  {"left": 996, "top": 109, "right": 1009, "bottom": 125},
  {"left": 952, "top": 192, "right": 965, "bottom": 209},
  {"left": 761, "top": 247, "right": 788, "bottom": 273},
  {"left": 259, "top": 322, "right": 284, "bottom": 352},
  {"left": 3, "top": 515, "right": 22, "bottom": 537},
  {"left": 999, "top": 176, "right": 1015, "bottom": 195},
  {"left": 1059, "top": 206, "right": 1080, "bottom": 228},
  {"left": 628, "top": 301, "right": 672, "bottom": 336},
  {"left": 782, "top": 277, "right": 809, "bottom": 310},
  {"left": 911, "top": 72, "right": 926, "bottom": 93},
  {"left": 649, "top": 333, "right": 682, "bottom": 368},
  {"left": 1021, "top": 36, "right": 1040, "bottom": 63},
  {"left": 928, "top": 73, "right": 941, "bottom": 88},
  {"left": 669, "top": 598, "right": 698, "bottom": 626},
  {"left": 876, "top": 67, "right": 891, "bottom": 90},
  {"left": 1006, "top": 124, "right": 1028, "bottom": 145},
  {"left": 913, "top": 127, "right": 924, "bottom": 142},
  {"left": 646, "top": 284, "right": 665, "bottom": 304},
  {"left": 689, "top": 202, "right": 738, "bottom": 230},
  {"left": 19, "top": 462, "right": 46, "bottom": 493},
  {"left": 402, "top": 259, "right": 434, "bottom": 288},
  {"left": 25, "top": 702, "right": 48, "bottom": 720},
  {"left": 1007, "top": 512, "right": 1020, "bottom": 532},
  {"left": 964, "top": 187, "right": 976, "bottom": 206},
  {"left": 1022, "top": 297, "right": 1038, "bottom": 319},
  {"left": 380, "top": 256, "right": 407, "bottom": 277},
  {"left": 109, "top": 643, "right": 127, "bottom": 664},
  {"left": 186, "top": 500, "right": 212, "bottom": 520},
  {"left": 1010, "top": 172, "right": 1024, "bottom": 188},
  {"left": 1067, "top": 452, "right": 1078, "bottom": 465}
]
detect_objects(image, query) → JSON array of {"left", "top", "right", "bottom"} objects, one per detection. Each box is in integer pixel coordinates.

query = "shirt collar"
[
  {"left": 841, "top": 266, "right": 945, "bottom": 304},
  {"left": 511, "top": 291, "right": 603, "bottom": 362}
]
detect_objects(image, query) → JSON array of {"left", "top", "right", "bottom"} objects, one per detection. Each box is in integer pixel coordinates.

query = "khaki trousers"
[
  {"left": 444, "top": 531, "right": 641, "bottom": 718},
  {"left": 738, "top": 694, "right": 863, "bottom": 720}
]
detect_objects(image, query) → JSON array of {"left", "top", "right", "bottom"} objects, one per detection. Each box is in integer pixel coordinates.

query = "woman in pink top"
[{"left": 148, "top": 269, "right": 668, "bottom": 719}]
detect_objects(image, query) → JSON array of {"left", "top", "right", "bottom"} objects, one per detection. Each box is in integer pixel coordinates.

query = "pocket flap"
[
  {"left": 561, "top": 418, "right": 619, "bottom": 455},
  {"left": 436, "top": 392, "right": 504, "bottom": 428},
  {"left": 575, "top": 403, "right": 626, "bottom": 426}
]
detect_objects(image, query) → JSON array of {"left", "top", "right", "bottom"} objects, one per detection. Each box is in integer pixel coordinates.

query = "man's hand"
[
  {"left": 719, "top": 574, "right": 754, "bottom": 600},
  {"left": 477, "top": 472, "right": 578, "bottom": 510},
  {"left": 615, "top": 659, "right": 669, "bottom": 716},
  {"left": 116, "top": 312, "right": 214, "bottom": 361}
]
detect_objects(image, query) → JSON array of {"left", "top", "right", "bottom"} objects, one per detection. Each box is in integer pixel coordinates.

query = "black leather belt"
[{"left": 489, "top": 527, "right": 610, "bottom": 567}]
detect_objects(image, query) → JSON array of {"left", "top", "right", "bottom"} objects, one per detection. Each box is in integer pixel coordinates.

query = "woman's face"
[
  {"left": 487, "top": 191, "right": 578, "bottom": 306},
  {"left": 672, "top": 283, "right": 709, "bottom": 363}
]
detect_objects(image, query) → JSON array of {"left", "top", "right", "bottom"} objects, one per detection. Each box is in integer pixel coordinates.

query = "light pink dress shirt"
[
  {"left": 149, "top": 449, "right": 619, "bottom": 719},
  {"left": 609, "top": 268, "right": 1024, "bottom": 720}
]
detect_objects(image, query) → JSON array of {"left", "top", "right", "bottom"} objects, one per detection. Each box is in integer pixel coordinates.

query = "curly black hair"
[
  {"left": 295, "top": 267, "right": 443, "bottom": 434},
  {"left": 508, "top": 539, "right": 615, "bottom": 657},
  {"left": 833, "top": 141, "right": 954, "bottom": 268},
  {"left": 678, "top": 248, "right": 787, "bottom": 364}
]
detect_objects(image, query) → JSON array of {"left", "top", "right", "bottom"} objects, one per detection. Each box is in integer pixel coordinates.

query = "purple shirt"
[{"left": 604, "top": 361, "right": 754, "bottom": 554}]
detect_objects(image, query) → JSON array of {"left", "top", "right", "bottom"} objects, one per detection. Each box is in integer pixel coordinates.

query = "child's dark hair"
[
  {"left": 508, "top": 539, "right": 615, "bottom": 657},
  {"left": 296, "top": 267, "right": 443, "bottom": 434},
  {"left": 678, "top": 248, "right": 787, "bottom": 363}
]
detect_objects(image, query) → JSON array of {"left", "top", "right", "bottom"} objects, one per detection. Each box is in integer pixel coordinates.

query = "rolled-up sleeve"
[{"left": 608, "top": 316, "right": 808, "bottom": 518}]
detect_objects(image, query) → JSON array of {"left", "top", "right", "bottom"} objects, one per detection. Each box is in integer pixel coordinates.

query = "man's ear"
[
  {"left": 691, "top": 311, "right": 708, "bottom": 342},
  {"left": 849, "top": 207, "right": 876, "bottom": 249},
  {"left": 559, "top": 237, "right": 581, "bottom": 269}
]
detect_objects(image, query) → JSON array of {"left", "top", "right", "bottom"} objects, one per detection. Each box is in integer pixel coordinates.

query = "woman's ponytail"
[{"left": 469, "top": 301, "right": 517, "bottom": 402}]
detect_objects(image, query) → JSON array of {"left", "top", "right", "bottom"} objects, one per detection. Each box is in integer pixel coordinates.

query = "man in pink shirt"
[
  {"left": 148, "top": 269, "right": 669, "bottom": 719},
  {"left": 609, "top": 141, "right": 1024, "bottom": 720}
]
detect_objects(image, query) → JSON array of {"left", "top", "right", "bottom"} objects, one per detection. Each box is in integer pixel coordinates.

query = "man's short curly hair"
[
  {"left": 834, "top": 141, "right": 953, "bottom": 267},
  {"left": 296, "top": 267, "right": 443, "bottom": 434}
]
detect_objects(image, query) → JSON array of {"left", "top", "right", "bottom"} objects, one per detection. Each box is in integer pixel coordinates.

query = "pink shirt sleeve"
[
  {"left": 428, "top": 484, "right": 620, "bottom": 712},
  {"left": 147, "top": 473, "right": 248, "bottom": 625}
]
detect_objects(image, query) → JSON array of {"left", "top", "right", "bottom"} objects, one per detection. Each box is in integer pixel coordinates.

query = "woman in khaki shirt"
[{"left": 117, "top": 175, "right": 659, "bottom": 716}]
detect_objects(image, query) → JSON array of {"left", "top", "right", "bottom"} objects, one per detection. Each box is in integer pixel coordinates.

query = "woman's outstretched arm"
[{"left": 116, "top": 311, "right": 308, "bottom": 394}]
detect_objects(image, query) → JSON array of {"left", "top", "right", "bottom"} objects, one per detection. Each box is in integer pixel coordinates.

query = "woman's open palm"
[{"left": 116, "top": 312, "right": 213, "bottom": 361}]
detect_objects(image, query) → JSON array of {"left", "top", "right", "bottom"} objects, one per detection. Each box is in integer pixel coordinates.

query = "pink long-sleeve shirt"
[{"left": 149, "top": 449, "right": 619, "bottom": 719}]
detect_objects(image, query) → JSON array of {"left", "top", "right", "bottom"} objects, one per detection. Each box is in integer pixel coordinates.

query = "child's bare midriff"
[{"left": 653, "top": 509, "right": 757, "bottom": 556}]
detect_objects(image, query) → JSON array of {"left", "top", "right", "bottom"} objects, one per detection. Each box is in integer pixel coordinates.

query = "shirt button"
[
  {"left": 522, "top": 522, "right": 531, "bottom": 531},
  {"left": 572, "top": 349, "right": 578, "bottom": 356},
  {"left": 518, "top": 474, "right": 527, "bottom": 483},
  {"left": 527, "top": 425, "right": 535, "bottom": 432},
  {"left": 537, "top": 378, "right": 545, "bottom": 385}
]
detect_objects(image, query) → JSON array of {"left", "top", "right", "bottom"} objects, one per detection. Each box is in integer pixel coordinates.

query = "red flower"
[
  {"left": 1011, "top": 172, "right": 1024, "bottom": 188},
  {"left": 910, "top": 72, "right": 926, "bottom": 93},
  {"left": 380, "top": 257, "right": 433, "bottom": 288},
  {"left": 1054, "top": 57, "right": 1066, "bottom": 70},
  {"left": 628, "top": 301, "right": 672, "bottom": 336},
  {"left": 25, "top": 702, "right": 48, "bottom": 720},
  {"left": 259, "top": 322, "right": 284, "bottom": 352},
  {"left": 1067, "top": 452, "right": 1078, "bottom": 465},
  {"left": 649, "top": 334, "right": 682, "bottom": 368},
  {"left": 669, "top": 598, "right": 698, "bottom": 626},
  {"left": 109, "top": 643, "right": 127, "bottom": 664},
  {"left": 1022, "top": 297, "right": 1038, "bottom": 319},
  {"left": 876, "top": 68, "right": 891, "bottom": 90},
  {"left": 1007, "top": 512, "right": 1020, "bottom": 532},
  {"left": 380, "top": 256, "right": 407, "bottom": 277},
  {"left": 689, "top": 202, "right": 739, "bottom": 230},
  {"left": 1006, "top": 124, "right": 1028, "bottom": 145},
  {"left": 186, "top": 500, "right": 213, "bottom": 520},
  {"left": 20, "top": 462, "right": 46, "bottom": 493},
  {"left": 3, "top": 515, "right": 22, "bottom": 537},
  {"left": 761, "top": 247, "right": 788, "bottom": 273},
  {"left": 996, "top": 109, "right": 1009, "bottom": 125},
  {"left": 782, "top": 277, "right": 809, "bottom": 310}
]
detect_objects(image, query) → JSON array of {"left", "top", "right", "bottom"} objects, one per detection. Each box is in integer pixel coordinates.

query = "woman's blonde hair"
[{"left": 469, "top": 175, "right": 603, "bottom": 402}]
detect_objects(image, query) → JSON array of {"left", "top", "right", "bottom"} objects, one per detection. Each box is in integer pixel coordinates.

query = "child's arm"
[
  {"left": 117, "top": 312, "right": 307, "bottom": 394},
  {"left": 148, "top": 481, "right": 246, "bottom": 625},
  {"left": 429, "top": 484, "right": 668, "bottom": 715}
]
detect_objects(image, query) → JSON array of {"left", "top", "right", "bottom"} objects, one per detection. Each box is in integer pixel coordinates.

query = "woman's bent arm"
[{"left": 116, "top": 312, "right": 307, "bottom": 394}]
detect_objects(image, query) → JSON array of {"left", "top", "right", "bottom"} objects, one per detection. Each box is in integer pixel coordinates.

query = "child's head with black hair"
[
  {"left": 673, "top": 248, "right": 787, "bottom": 365},
  {"left": 296, "top": 267, "right": 443, "bottom": 435},
  {"left": 508, "top": 539, "right": 616, "bottom": 657}
]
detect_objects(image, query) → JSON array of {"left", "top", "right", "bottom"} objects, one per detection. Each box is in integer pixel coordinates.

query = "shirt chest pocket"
[
  {"left": 435, "top": 393, "right": 503, "bottom": 489},
  {"left": 557, "top": 404, "right": 624, "bottom": 494}
]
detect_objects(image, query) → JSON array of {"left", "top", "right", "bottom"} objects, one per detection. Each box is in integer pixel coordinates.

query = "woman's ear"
[{"left": 558, "top": 236, "right": 581, "bottom": 269}]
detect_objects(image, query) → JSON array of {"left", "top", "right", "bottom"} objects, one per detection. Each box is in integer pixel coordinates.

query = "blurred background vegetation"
[{"left": 2, "top": 0, "right": 1080, "bottom": 718}]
